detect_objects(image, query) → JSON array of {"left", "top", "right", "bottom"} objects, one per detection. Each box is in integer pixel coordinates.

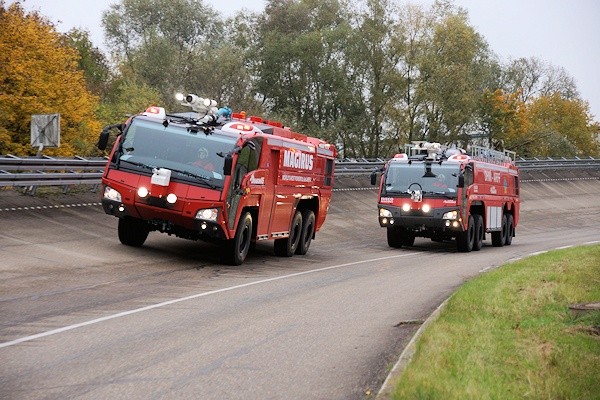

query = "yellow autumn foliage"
[
  {"left": 0, "top": 3, "right": 101, "bottom": 156},
  {"left": 526, "top": 94, "right": 599, "bottom": 157}
]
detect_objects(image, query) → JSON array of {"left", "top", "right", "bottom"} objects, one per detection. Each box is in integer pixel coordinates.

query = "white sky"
[{"left": 10, "top": 0, "right": 600, "bottom": 122}]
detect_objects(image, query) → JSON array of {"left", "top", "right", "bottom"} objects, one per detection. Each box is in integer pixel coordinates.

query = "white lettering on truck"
[
  {"left": 250, "top": 174, "right": 265, "bottom": 185},
  {"left": 283, "top": 150, "right": 314, "bottom": 171}
]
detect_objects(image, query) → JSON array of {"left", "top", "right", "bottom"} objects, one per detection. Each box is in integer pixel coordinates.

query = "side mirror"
[
  {"left": 370, "top": 171, "right": 377, "bottom": 185},
  {"left": 223, "top": 154, "right": 233, "bottom": 176},
  {"left": 97, "top": 123, "right": 124, "bottom": 151},
  {"left": 97, "top": 129, "right": 110, "bottom": 150}
]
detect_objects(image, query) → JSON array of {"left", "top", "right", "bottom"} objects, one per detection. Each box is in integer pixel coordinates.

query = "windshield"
[
  {"left": 384, "top": 162, "right": 460, "bottom": 196},
  {"left": 117, "top": 117, "right": 237, "bottom": 188}
]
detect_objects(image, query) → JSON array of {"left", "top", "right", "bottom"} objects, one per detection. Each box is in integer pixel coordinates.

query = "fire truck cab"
[
  {"left": 371, "top": 142, "right": 520, "bottom": 252},
  {"left": 97, "top": 94, "right": 336, "bottom": 265}
]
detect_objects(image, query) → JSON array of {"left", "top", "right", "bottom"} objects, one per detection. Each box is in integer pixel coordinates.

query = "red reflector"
[
  {"left": 266, "top": 120, "right": 283, "bottom": 128},
  {"left": 146, "top": 106, "right": 160, "bottom": 114}
]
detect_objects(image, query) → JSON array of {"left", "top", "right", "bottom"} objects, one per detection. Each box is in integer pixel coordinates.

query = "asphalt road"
[{"left": 1, "top": 171, "right": 599, "bottom": 399}]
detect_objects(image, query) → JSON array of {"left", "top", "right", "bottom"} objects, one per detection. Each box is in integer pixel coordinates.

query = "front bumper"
[
  {"left": 378, "top": 205, "right": 463, "bottom": 234},
  {"left": 102, "top": 198, "right": 226, "bottom": 240}
]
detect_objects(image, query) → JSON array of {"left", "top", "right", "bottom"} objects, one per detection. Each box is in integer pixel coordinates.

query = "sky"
[{"left": 10, "top": 0, "right": 600, "bottom": 122}]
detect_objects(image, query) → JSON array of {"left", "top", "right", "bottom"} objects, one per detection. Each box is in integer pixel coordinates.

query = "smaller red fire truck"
[
  {"left": 371, "top": 142, "right": 520, "bottom": 252},
  {"left": 97, "top": 94, "right": 336, "bottom": 264}
]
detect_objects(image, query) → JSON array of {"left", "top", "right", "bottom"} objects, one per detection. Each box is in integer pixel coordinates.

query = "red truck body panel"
[
  {"left": 374, "top": 143, "right": 520, "bottom": 251},
  {"left": 99, "top": 106, "right": 336, "bottom": 264}
]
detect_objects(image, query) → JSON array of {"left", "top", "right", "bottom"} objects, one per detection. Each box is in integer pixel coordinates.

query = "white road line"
[
  {"left": 528, "top": 250, "right": 548, "bottom": 257},
  {"left": 479, "top": 241, "right": 600, "bottom": 273},
  {"left": 0, "top": 203, "right": 102, "bottom": 212},
  {"left": 0, "top": 252, "right": 419, "bottom": 349}
]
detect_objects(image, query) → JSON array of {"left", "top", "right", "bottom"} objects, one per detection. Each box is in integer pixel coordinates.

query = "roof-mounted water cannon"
[
  {"left": 175, "top": 92, "right": 219, "bottom": 114},
  {"left": 413, "top": 142, "right": 442, "bottom": 160}
]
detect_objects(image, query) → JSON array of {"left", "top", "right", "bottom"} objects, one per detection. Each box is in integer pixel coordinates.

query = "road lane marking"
[
  {"left": 0, "top": 252, "right": 419, "bottom": 349},
  {"left": 0, "top": 203, "right": 102, "bottom": 212},
  {"left": 479, "top": 241, "right": 600, "bottom": 271}
]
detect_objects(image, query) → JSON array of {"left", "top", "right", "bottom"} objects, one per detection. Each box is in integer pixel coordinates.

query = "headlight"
[
  {"left": 402, "top": 203, "right": 411, "bottom": 212},
  {"left": 379, "top": 208, "right": 393, "bottom": 218},
  {"left": 422, "top": 204, "right": 431, "bottom": 213},
  {"left": 195, "top": 208, "right": 218, "bottom": 222},
  {"left": 166, "top": 193, "right": 178, "bottom": 204},
  {"left": 137, "top": 186, "right": 149, "bottom": 198},
  {"left": 442, "top": 210, "right": 459, "bottom": 219},
  {"left": 104, "top": 186, "right": 122, "bottom": 202}
]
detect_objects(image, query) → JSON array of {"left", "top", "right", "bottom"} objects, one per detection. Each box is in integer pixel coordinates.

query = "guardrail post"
[{"left": 24, "top": 185, "right": 38, "bottom": 196}]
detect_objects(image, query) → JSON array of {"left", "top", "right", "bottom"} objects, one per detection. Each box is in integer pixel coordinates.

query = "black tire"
[
  {"left": 491, "top": 213, "right": 507, "bottom": 247},
  {"left": 457, "top": 215, "right": 474, "bottom": 252},
  {"left": 295, "top": 210, "right": 315, "bottom": 255},
  {"left": 505, "top": 214, "right": 514, "bottom": 246},
  {"left": 222, "top": 212, "right": 253, "bottom": 265},
  {"left": 274, "top": 211, "right": 302, "bottom": 257},
  {"left": 473, "top": 214, "right": 483, "bottom": 251},
  {"left": 387, "top": 226, "right": 404, "bottom": 248},
  {"left": 118, "top": 217, "right": 149, "bottom": 247}
]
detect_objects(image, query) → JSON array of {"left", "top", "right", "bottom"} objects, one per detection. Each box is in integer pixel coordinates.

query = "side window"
[
  {"left": 234, "top": 143, "right": 259, "bottom": 186},
  {"left": 324, "top": 159, "right": 334, "bottom": 187},
  {"left": 464, "top": 165, "right": 474, "bottom": 187}
]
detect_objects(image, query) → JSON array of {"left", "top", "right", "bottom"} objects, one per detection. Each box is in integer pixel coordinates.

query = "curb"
[{"left": 376, "top": 296, "right": 451, "bottom": 399}]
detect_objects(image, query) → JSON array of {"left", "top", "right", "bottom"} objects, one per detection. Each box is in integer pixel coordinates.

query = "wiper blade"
[
  {"left": 168, "top": 168, "right": 218, "bottom": 189},
  {"left": 118, "top": 159, "right": 218, "bottom": 189},
  {"left": 120, "top": 158, "right": 156, "bottom": 170}
]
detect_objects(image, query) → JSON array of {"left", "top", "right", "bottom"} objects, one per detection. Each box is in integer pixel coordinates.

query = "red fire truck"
[
  {"left": 371, "top": 142, "right": 520, "bottom": 252},
  {"left": 97, "top": 94, "right": 336, "bottom": 265}
]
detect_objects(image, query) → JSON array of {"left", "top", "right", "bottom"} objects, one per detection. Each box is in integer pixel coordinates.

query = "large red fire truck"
[
  {"left": 371, "top": 142, "right": 520, "bottom": 252},
  {"left": 97, "top": 94, "right": 336, "bottom": 265}
]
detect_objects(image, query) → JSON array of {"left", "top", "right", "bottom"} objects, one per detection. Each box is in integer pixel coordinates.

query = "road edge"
[{"left": 375, "top": 295, "right": 451, "bottom": 399}]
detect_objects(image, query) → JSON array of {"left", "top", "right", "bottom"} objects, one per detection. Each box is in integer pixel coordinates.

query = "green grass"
[{"left": 391, "top": 245, "right": 600, "bottom": 400}]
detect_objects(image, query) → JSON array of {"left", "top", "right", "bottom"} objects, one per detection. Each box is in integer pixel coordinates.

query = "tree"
[
  {"left": 102, "top": 0, "right": 222, "bottom": 105},
  {"left": 417, "top": 5, "right": 494, "bottom": 145},
  {"left": 0, "top": 3, "right": 101, "bottom": 156},
  {"left": 523, "top": 94, "right": 598, "bottom": 157},
  {"left": 189, "top": 42, "right": 261, "bottom": 114},
  {"left": 501, "top": 57, "right": 579, "bottom": 103},
  {"left": 63, "top": 28, "right": 111, "bottom": 98},
  {"left": 479, "top": 88, "right": 528, "bottom": 151},
  {"left": 255, "top": 0, "right": 353, "bottom": 145},
  {"left": 386, "top": 3, "right": 431, "bottom": 148},
  {"left": 97, "top": 75, "right": 162, "bottom": 127},
  {"left": 332, "top": 0, "right": 400, "bottom": 158}
]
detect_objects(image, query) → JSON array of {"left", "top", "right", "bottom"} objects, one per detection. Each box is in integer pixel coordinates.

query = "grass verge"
[{"left": 391, "top": 245, "right": 600, "bottom": 399}]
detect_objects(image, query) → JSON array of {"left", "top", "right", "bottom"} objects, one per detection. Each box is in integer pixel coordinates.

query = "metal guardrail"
[
  {"left": 515, "top": 157, "right": 600, "bottom": 170},
  {"left": 333, "top": 156, "right": 600, "bottom": 175},
  {"left": 1, "top": 155, "right": 599, "bottom": 191},
  {"left": 0, "top": 155, "right": 106, "bottom": 194}
]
